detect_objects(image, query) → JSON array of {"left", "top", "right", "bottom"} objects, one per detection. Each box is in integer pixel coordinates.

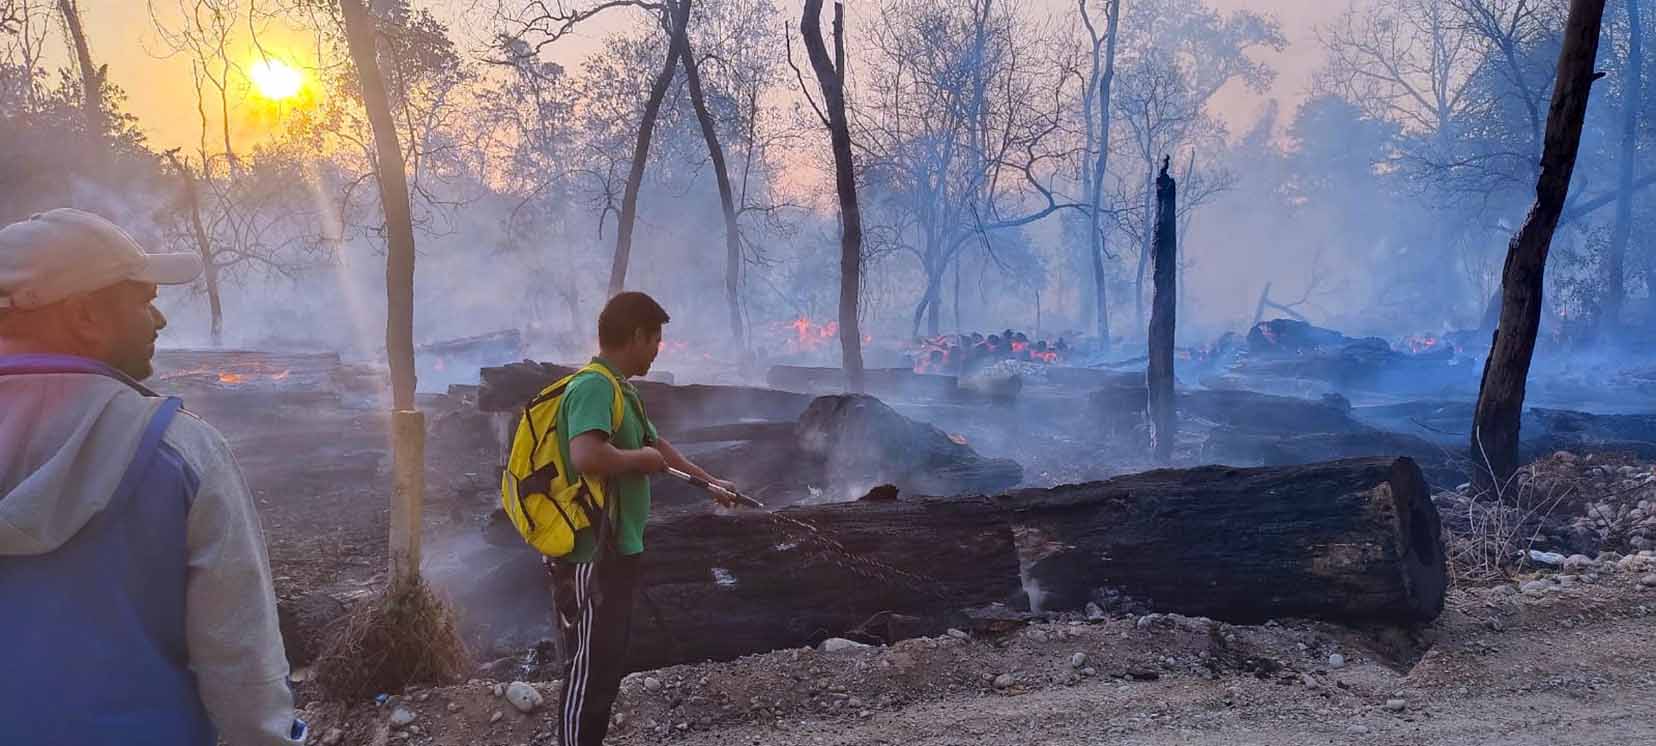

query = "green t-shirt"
[{"left": 557, "top": 357, "right": 658, "bottom": 563}]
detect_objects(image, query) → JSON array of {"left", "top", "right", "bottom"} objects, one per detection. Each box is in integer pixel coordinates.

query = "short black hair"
[{"left": 598, "top": 291, "right": 670, "bottom": 348}]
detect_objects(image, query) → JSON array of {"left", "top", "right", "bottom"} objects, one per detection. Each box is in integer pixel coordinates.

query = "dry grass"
[
  {"left": 1444, "top": 463, "right": 1574, "bottom": 586},
  {"left": 313, "top": 578, "right": 471, "bottom": 701}
]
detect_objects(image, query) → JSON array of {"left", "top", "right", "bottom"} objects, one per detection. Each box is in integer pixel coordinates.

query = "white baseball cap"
[{"left": 0, "top": 208, "right": 202, "bottom": 311}]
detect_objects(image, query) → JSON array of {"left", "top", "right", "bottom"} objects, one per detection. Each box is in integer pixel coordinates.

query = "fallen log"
[
  {"left": 478, "top": 361, "right": 813, "bottom": 435},
  {"left": 1202, "top": 429, "right": 1463, "bottom": 487},
  {"left": 1006, "top": 457, "right": 1447, "bottom": 623},
  {"left": 1090, "top": 386, "right": 1368, "bottom": 437},
  {"left": 440, "top": 497, "right": 1020, "bottom": 672}
]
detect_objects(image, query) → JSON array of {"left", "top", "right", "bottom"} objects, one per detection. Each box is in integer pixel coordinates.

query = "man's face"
[
  {"left": 632, "top": 328, "right": 663, "bottom": 377},
  {"left": 87, "top": 282, "right": 167, "bottom": 380}
]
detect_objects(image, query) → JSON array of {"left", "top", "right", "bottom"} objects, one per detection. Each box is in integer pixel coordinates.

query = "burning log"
[
  {"left": 1008, "top": 457, "right": 1447, "bottom": 623},
  {"left": 444, "top": 496, "right": 1020, "bottom": 672},
  {"left": 477, "top": 361, "right": 813, "bottom": 435}
]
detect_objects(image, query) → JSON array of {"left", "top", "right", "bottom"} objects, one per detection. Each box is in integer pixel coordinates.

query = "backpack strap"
[
  {"left": 109, "top": 397, "right": 185, "bottom": 510},
  {"left": 576, "top": 362, "right": 628, "bottom": 434}
]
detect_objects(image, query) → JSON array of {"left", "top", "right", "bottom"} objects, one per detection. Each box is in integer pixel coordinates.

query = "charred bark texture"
[
  {"left": 1009, "top": 457, "right": 1447, "bottom": 623},
  {"left": 609, "top": 4, "right": 689, "bottom": 296},
  {"left": 1472, "top": 0, "right": 1607, "bottom": 490},
  {"left": 802, "top": 0, "right": 866, "bottom": 393},
  {"left": 454, "top": 497, "right": 1019, "bottom": 671},
  {"left": 1146, "top": 158, "right": 1177, "bottom": 460},
  {"left": 673, "top": 0, "right": 745, "bottom": 343}
]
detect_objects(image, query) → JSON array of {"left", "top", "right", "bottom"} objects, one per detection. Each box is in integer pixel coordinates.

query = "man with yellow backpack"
[{"left": 502, "top": 291, "right": 737, "bottom": 746}]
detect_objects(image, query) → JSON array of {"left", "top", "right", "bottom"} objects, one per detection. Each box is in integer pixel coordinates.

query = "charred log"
[
  {"left": 449, "top": 496, "right": 1019, "bottom": 672},
  {"left": 1008, "top": 457, "right": 1447, "bottom": 623}
]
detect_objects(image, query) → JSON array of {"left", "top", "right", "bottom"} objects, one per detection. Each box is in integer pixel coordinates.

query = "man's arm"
[
  {"left": 569, "top": 430, "right": 665, "bottom": 476},
  {"left": 564, "top": 374, "right": 665, "bottom": 477},
  {"left": 655, "top": 437, "right": 723, "bottom": 486},
  {"left": 171, "top": 418, "right": 302, "bottom": 746}
]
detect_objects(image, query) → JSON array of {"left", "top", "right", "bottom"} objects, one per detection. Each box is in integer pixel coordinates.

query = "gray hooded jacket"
[{"left": 0, "top": 359, "right": 300, "bottom": 745}]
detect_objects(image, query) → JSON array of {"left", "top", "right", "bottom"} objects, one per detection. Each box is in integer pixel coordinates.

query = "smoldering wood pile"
[
  {"left": 478, "top": 364, "right": 1024, "bottom": 503},
  {"left": 435, "top": 457, "right": 1446, "bottom": 673},
  {"left": 1199, "top": 318, "right": 1479, "bottom": 399}
]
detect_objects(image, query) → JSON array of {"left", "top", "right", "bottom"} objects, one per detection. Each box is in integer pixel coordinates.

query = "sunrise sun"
[{"left": 248, "top": 58, "right": 303, "bottom": 101}]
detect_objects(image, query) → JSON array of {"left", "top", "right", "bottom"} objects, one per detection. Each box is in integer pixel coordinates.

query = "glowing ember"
[
  {"left": 218, "top": 373, "right": 244, "bottom": 384},
  {"left": 948, "top": 433, "right": 969, "bottom": 446}
]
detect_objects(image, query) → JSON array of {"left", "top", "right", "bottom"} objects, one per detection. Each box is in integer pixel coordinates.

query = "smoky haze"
[{"left": 3, "top": 0, "right": 1653, "bottom": 390}]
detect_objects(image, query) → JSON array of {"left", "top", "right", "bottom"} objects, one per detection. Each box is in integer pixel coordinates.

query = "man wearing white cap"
[{"left": 0, "top": 209, "right": 305, "bottom": 745}]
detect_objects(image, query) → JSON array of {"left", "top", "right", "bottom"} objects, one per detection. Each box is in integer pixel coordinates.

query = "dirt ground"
[
  {"left": 289, "top": 560, "right": 1656, "bottom": 746},
  {"left": 155, "top": 372, "right": 1656, "bottom": 746}
]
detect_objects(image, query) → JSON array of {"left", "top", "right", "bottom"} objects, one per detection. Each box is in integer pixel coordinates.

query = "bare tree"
[
  {"left": 670, "top": 0, "right": 744, "bottom": 342},
  {"left": 800, "top": 0, "right": 864, "bottom": 392},
  {"left": 1112, "top": 0, "right": 1282, "bottom": 331},
  {"left": 341, "top": 0, "right": 422, "bottom": 580},
  {"left": 55, "top": 0, "right": 104, "bottom": 138},
  {"left": 855, "top": 0, "right": 1077, "bottom": 336},
  {"left": 147, "top": 0, "right": 244, "bottom": 166},
  {"left": 1471, "top": 0, "right": 1606, "bottom": 491},
  {"left": 1603, "top": 0, "right": 1642, "bottom": 333},
  {"left": 1077, "top": 0, "right": 1120, "bottom": 348}
]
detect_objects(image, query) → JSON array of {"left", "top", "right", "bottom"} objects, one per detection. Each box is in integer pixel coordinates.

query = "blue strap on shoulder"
[{"left": 109, "top": 397, "right": 185, "bottom": 508}]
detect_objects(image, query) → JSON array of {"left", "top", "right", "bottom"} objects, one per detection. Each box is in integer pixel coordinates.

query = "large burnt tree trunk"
[
  {"left": 802, "top": 0, "right": 866, "bottom": 393},
  {"left": 1146, "top": 157, "right": 1177, "bottom": 461},
  {"left": 1010, "top": 457, "right": 1447, "bottom": 623},
  {"left": 608, "top": 4, "right": 690, "bottom": 296},
  {"left": 1604, "top": 0, "right": 1641, "bottom": 336},
  {"left": 56, "top": 0, "right": 105, "bottom": 140},
  {"left": 161, "top": 150, "right": 224, "bottom": 346},
  {"left": 672, "top": 0, "right": 745, "bottom": 344},
  {"left": 452, "top": 496, "right": 1019, "bottom": 671},
  {"left": 342, "top": 0, "right": 424, "bottom": 585},
  {"left": 1472, "top": 0, "right": 1607, "bottom": 491}
]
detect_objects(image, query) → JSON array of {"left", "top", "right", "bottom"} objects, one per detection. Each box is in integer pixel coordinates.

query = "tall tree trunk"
[
  {"left": 1135, "top": 167, "right": 1153, "bottom": 334},
  {"left": 1471, "top": 0, "right": 1607, "bottom": 491},
  {"left": 161, "top": 151, "right": 224, "bottom": 346},
  {"left": 1146, "top": 157, "right": 1177, "bottom": 462},
  {"left": 609, "top": 5, "right": 689, "bottom": 297},
  {"left": 342, "top": 0, "right": 424, "bottom": 585},
  {"left": 1088, "top": 0, "right": 1121, "bottom": 350},
  {"left": 673, "top": 0, "right": 745, "bottom": 344},
  {"left": 802, "top": 0, "right": 865, "bottom": 393},
  {"left": 56, "top": 0, "right": 105, "bottom": 139},
  {"left": 1604, "top": 0, "right": 1641, "bottom": 336}
]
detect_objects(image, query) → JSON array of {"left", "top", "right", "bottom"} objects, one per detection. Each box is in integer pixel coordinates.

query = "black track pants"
[{"left": 548, "top": 552, "right": 640, "bottom": 746}]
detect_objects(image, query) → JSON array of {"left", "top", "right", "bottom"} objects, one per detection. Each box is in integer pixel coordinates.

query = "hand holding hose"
[{"left": 665, "top": 467, "right": 765, "bottom": 509}]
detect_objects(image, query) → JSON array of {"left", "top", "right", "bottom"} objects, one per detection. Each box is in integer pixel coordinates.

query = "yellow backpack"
[{"left": 500, "top": 363, "right": 627, "bottom": 557}]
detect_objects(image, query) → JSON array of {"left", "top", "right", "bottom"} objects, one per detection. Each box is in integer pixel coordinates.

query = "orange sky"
[{"left": 71, "top": 0, "right": 1346, "bottom": 154}]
